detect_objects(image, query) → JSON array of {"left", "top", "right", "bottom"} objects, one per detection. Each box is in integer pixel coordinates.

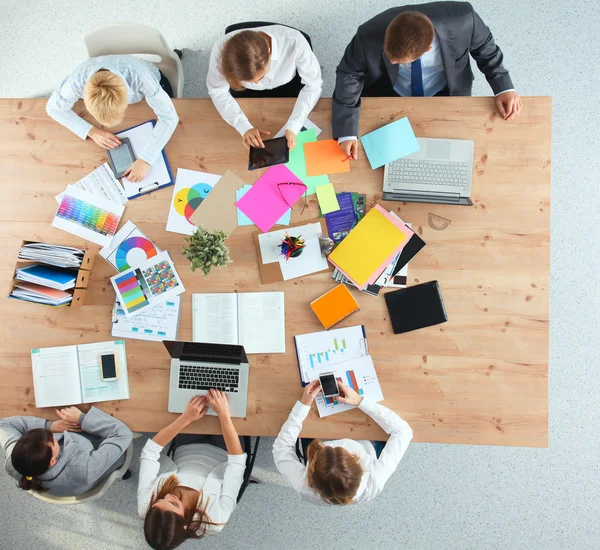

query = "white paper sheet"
[
  {"left": 112, "top": 296, "right": 181, "bottom": 342},
  {"left": 258, "top": 222, "right": 322, "bottom": 265},
  {"left": 166, "top": 168, "right": 222, "bottom": 235},
  {"left": 274, "top": 118, "right": 322, "bottom": 138},
  {"left": 31, "top": 346, "right": 82, "bottom": 407},
  {"left": 192, "top": 293, "right": 239, "bottom": 345},
  {"left": 278, "top": 225, "right": 328, "bottom": 281},
  {"left": 117, "top": 121, "right": 172, "bottom": 198},
  {"left": 78, "top": 341, "right": 130, "bottom": 403},
  {"left": 100, "top": 220, "right": 162, "bottom": 273},
  {"left": 55, "top": 163, "right": 128, "bottom": 205},
  {"left": 238, "top": 292, "right": 285, "bottom": 353}
]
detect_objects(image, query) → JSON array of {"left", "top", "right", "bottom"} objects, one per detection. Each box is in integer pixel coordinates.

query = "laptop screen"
[{"left": 163, "top": 340, "right": 247, "bottom": 364}]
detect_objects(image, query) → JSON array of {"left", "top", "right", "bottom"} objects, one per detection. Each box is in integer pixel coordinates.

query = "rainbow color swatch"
[
  {"left": 115, "top": 237, "right": 159, "bottom": 272},
  {"left": 174, "top": 183, "right": 212, "bottom": 222},
  {"left": 114, "top": 269, "right": 150, "bottom": 314},
  {"left": 57, "top": 195, "right": 119, "bottom": 237}
]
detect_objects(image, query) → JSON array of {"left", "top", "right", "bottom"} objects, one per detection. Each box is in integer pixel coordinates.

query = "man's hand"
[
  {"left": 284, "top": 129, "right": 296, "bottom": 150},
  {"left": 123, "top": 158, "right": 149, "bottom": 182},
  {"left": 300, "top": 380, "right": 321, "bottom": 406},
  {"left": 181, "top": 395, "right": 208, "bottom": 424},
  {"left": 243, "top": 128, "right": 270, "bottom": 149},
  {"left": 88, "top": 127, "right": 121, "bottom": 149},
  {"left": 207, "top": 389, "right": 230, "bottom": 418},
  {"left": 55, "top": 406, "right": 83, "bottom": 425},
  {"left": 50, "top": 420, "right": 81, "bottom": 433},
  {"left": 338, "top": 139, "right": 358, "bottom": 160},
  {"left": 495, "top": 91, "right": 522, "bottom": 121},
  {"left": 337, "top": 382, "right": 363, "bottom": 406}
]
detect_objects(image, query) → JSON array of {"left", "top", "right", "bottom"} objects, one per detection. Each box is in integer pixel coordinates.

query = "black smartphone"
[
  {"left": 318, "top": 372, "right": 340, "bottom": 398},
  {"left": 106, "top": 137, "right": 136, "bottom": 179},
  {"left": 248, "top": 137, "right": 289, "bottom": 171},
  {"left": 100, "top": 353, "right": 118, "bottom": 381}
]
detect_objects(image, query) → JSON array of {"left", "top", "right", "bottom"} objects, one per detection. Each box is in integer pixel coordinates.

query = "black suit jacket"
[{"left": 332, "top": 2, "right": 514, "bottom": 138}]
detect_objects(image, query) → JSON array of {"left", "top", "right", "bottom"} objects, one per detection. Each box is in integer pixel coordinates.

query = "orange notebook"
[{"left": 310, "top": 284, "right": 359, "bottom": 329}]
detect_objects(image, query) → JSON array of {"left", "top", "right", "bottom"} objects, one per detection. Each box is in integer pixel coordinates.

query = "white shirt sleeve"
[
  {"left": 46, "top": 76, "right": 93, "bottom": 140},
  {"left": 272, "top": 401, "right": 310, "bottom": 492},
  {"left": 358, "top": 398, "right": 413, "bottom": 497},
  {"left": 137, "top": 438, "right": 164, "bottom": 519},
  {"left": 206, "top": 453, "right": 247, "bottom": 526},
  {"left": 138, "top": 78, "right": 179, "bottom": 165},
  {"left": 284, "top": 35, "right": 323, "bottom": 135},
  {"left": 206, "top": 40, "right": 253, "bottom": 136}
]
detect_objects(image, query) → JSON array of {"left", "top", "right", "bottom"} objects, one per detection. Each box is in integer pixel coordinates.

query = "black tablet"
[
  {"left": 384, "top": 280, "right": 448, "bottom": 334},
  {"left": 248, "top": 137, "right": 289, "bottom": 171},
  {"left": 106, "top": 137, "right": 136, "bottom": 179}
]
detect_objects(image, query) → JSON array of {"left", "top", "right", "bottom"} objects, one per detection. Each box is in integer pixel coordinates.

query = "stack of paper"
[
  {"left": 15, "top": 265, "right": 77, "bottom": 291},
  {"left": 328, "top": 205, "right": 414, "bottom": 290},
  {"left": 55, "top": 163, "right": 128, "bottom": 206},
  {"left": 10, "top": 282, "right": 72, "bottom": 306},
  {"left": 112, "top": 296, "right": 181, "bottom": 342},
  {"left": 18, "top": 243, "right": 84, "bottom": 269}
]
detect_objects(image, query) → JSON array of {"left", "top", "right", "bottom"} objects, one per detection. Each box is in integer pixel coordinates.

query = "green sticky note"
[
  {"left": 315, "top": 183, "right": 340, "bottom": 214},
  {"left": 115, "top": 340, "right": 125, "bottom": 345},
  {"left": 31, "top": 349, "right": 40, "bottom": 354},
  {"left": 285, "top": 129, "right": 330, "bottom": 195}
]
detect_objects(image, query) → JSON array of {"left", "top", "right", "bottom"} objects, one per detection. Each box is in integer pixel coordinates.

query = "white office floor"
[{"left": 1, "top": 1, "right": 599, "bottom": 549}]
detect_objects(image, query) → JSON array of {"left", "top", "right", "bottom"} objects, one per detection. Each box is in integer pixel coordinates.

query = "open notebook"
[
  {"left": 30, "top": 340, "right": 129, "bottom": 407},
  {"left": 193, "top": 292, "right": 285, "bottom": 354}
]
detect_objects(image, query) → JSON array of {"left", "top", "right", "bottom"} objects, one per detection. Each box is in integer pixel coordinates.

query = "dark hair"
[
  {"left": 11, "top": 428, "right": 54, "bottom": 492},
  {"left": 144, "top": 475, "right": 218, "bottom": 550},
  {"left": 220, "top": 30, "right": 271, "bottom": 91},
  {"left": 384, "top": 11, "right": 435, "bottom": 61}
]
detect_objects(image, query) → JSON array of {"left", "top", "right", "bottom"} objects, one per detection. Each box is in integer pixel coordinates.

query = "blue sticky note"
[
  {"left": 236, "top": 185, "right": 290, "bottom": 226},
  {"left": 360, "top": 117, "right": 420, "bottom": 170}
]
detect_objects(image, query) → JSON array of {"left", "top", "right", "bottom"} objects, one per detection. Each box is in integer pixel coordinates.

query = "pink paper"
[{"left": 235, "top": 165, "right": 306, "bottom": 232}]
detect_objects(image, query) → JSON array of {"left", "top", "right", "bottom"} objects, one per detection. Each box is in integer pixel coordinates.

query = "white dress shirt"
[
  {"left": 137, "top": 439, "right": 247, "bottom": 531},
  {"left": 272, "top": 398, "right": 413, "bottom": 506},
  {"left": 207, "top": 25, "right": 323, "bottom": 136},
  {"left": 46, "top": 55, "right": 179, "bottom": 165}
]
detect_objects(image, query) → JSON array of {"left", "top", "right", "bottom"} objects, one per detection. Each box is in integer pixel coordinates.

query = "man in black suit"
[{"left": 333, "top": 2, "right": 522, "bottom": 159}]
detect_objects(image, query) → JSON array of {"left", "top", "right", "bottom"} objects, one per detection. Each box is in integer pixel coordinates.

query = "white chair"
[
  {"left": 84, "top": 22, "right": 184, "bottom": 98},
  {"left": 27, "top": 443, "right": 133, "bottom": 505}
]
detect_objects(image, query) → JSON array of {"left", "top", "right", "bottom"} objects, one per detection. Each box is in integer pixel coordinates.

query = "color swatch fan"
[{"left": 100, "top": 221, "right": 162, "bottom": 273}]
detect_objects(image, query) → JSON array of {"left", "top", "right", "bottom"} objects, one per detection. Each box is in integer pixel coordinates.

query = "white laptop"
[
  {"left": 383, "top": 137, "right": 475, "bottom": 206},
  {"left": 164, "top": 340, "right": 249, "bottom": 418}
]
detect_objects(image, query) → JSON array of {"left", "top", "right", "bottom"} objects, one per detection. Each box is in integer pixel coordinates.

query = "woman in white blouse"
[
  {"left": 138, "top": 391, "right": 246, "bottom": 550},
  {"left": 207, "top": 24, "right": 323, "bottom": 151},
  {"left": 273, "top": 380, "right": 413, "bottom": 506}
]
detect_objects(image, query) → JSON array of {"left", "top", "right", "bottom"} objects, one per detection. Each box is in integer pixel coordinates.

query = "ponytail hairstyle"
[
  {"left": 306, "top": 439, "right": 364, "bottom": 505},
  {"left": 11, "top": 428, "right": 54, "bottom": 492},
  {"left": 144, "top": 474, "right": 219, "bottom": 550},
  {"left": 83, "top": 70, "right": 128, "bottom": 127},
  {"left": 219, "top": 30, "right": 271, "bottom": 91}
]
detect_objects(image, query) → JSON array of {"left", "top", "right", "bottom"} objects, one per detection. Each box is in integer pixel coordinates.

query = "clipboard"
[
  {"left": 253, "top": 218, "right": 331, "bottom": 284},
  {"left": 116, "top": 120, "right": 174, "bottom": 199}
]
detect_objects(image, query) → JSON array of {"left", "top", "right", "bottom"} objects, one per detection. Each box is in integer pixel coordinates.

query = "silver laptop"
[
  {"left": 164, "top": 340, "right": 249, "bottom": 418},
  {"left": 383, "top": 137, "right": 475, "bottom": 206}
]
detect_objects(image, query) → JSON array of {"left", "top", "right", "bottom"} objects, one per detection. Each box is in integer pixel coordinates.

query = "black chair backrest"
[{"left": 225, "top": 21, "right": 313, "bottom": 50}]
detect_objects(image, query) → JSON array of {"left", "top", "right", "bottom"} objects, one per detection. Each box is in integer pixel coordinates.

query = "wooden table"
[{"left": 0, "top": 97, "right": 551, "bottom": 447}]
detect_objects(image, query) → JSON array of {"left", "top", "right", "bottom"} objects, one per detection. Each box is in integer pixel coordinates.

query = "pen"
[{"left": 342, "top": 155, "right": 353, "bottom": 162}]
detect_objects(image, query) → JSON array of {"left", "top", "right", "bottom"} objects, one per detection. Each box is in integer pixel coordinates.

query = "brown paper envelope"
[{"left": 189, "top": 170, "right": 244, "bottom": 235}]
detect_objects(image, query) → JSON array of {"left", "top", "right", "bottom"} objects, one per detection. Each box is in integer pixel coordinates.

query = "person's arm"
[
  {"left": 272, "top": 381, "right": 320, "bottom": 492},
  {"left": 284, "top": 34, "right": 323, "bottom": 135},
  {"left": 0, "top": 416, "right": 50, "bottom": 457},
  {"left": 46, "top": 75, "right": 94, "bottom": 140},
  {"left": 152, "top": 395, "right": 208, "bottom": 448},
  {"left": 137, "top": 438, "right": 165, "bottom": 518},
  {"left": 332, "top": 32, "right": 368, "bottom": 141}
]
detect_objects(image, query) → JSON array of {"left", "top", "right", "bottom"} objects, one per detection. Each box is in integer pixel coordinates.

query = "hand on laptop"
[
  {"left": 181, "top": 395, "right": 209, "bottom": 423},
  {"left": 207, "top": 389, "right": 230, "bottom": 418}
]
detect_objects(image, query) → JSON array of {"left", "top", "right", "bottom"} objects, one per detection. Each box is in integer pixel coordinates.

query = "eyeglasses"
[{"left": 276, "top": 182, "right": 308, "bottom": 215}]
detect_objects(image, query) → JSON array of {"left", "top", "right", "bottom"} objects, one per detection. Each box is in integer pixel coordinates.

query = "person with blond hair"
[
  {"left": 46, "top": 55, "right": 179, "bottom": 182},
  {"left": 138, "top": 392, "right": 246, "bottom": 550},
  {"left": 273, "top": 380, "right": 413, "bottom": 505},
  {"left": 207, "top": 25, "right": 322, "bottom": 150}
]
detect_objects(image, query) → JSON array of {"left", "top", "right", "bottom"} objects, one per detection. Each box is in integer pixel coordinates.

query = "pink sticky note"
[{"left": 236, "top": 165, "right": 306, "bottom": 232}]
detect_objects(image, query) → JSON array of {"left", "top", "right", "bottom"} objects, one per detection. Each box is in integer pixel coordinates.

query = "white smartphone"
[
  {"left": 318, "top": 372, "right": 339, "bottom": 398},
  {"left": 100, "top": 353, "right": 118, "bottom": 382}
]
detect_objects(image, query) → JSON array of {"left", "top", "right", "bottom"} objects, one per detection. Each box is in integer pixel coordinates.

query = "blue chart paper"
[
  {"left": 324, "top": 192, "right": 358, "bottom": 244},
  {"left": 236, "top": 185, "right": 291, "bottom": 226},
  {"left": 360, "top": 117, "right": 420, "bottom": 170}
]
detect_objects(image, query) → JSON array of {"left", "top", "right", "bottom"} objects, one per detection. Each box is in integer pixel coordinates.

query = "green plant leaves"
[{"left": 182, "top": 227, "right": 232, "bottom": 277}]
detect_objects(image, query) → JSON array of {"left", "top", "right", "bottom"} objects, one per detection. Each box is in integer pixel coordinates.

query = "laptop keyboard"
[
  {"left": 178, "top": 364, "right": 240, "bottom": 393},
  {"left": 388, "top": 159, "right": 470, "bottom": 188}
]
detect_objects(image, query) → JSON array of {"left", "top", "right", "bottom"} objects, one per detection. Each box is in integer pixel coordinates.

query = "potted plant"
[{"left": 182, "top": 227, "right": 231, "bottom": 277}]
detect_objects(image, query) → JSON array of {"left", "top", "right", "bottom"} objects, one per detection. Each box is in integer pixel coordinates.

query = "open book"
[
  {"left": 30, "top": 340, "right": 130, "bottom": 407},
  {"left": 193, "top": 292, "right": 285, "bottom": 354}
]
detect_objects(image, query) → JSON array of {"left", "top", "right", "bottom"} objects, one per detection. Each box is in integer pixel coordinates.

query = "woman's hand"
[
  {"left": 243, "top": 128, "right": 270, "bottom": 149},
  {"left": 181, "top": 395, "right": 209, "bottom": 424},
  {"left": 50, "top": 419, "right": 81, "bottom": 433},
  {"left": 88, "top": 127, "right": 121, "bottom": 149},
  {"left": 300, "top": 380, "right": 321, "bottom": 406},
  {"left": 207, "top": 389, "right": 230, "bottom": 418},
  {"left": 123, "top": 158, "right": 149, "bottom": 182},
  {"left": 337, "top": 382, "right": 363, "bottom": 406},
  {"left": 56, "top": 406, "right": 83, "bottom": 425},
  {"left": 284, "top": 129, "right": 296, "bottom": 150}
]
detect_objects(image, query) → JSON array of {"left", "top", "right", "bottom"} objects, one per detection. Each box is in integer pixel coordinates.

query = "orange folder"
[
  {"left": 310, "top": 283, "right": 359, "bottom": 329},
  {"left": 304, "top": 139, "right": 351, "bottom": 177}
]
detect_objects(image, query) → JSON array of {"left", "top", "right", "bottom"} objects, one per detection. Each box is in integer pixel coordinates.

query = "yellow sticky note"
[{"left": 315, "top": 184, "right": 340, "bottom": 215}]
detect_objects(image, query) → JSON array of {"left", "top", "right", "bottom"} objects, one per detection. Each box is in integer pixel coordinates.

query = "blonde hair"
[
  {"left": 306, "top": 440, "right": 363, "bottom": 505},
  {"left": 83, "top": 70, "right": 128, "bottom": 127},
  {"left": 220, "top": 30, "right": 271, "bottom": 91}
]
